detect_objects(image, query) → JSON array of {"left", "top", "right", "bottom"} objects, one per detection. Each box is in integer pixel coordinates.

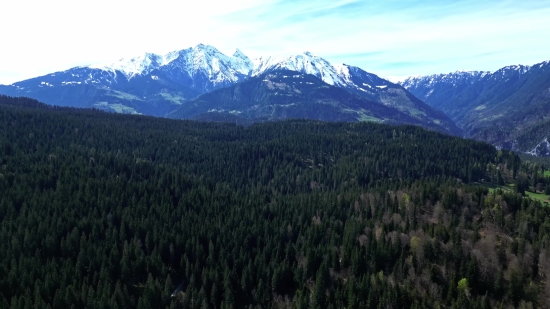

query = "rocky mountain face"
[
  {"left": 0, "top": 44, "right": 460, "bottom": 135},
  {"left": 400, "top": 61, "right": 550, "bottom": 154}
]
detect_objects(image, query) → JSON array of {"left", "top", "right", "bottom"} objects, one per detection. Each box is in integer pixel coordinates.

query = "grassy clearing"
[
  {"left": 472, "top": 181, "right": 550, "bottom": 205},
  {"left": 358, "top": 114, "right": 382, "bottom": 122},
  {"left": 525, "top": 191, "right": 550, "bottom": 202},
  {"left": 544, "top": 170, "right": 550, "bottom": 177},
  {"left": 93, "top": 102, "right": 140, "bottom": 115},
  {"left": 406, "top": 107, "right": 426, "bottom": 117},
  {"left": 352, "top": 109, "right": 382, "bottom": 123},
  {"left": 108, "top": 90, "right": 143, "bottom": 101},
  {"left": 159, "top": 92, "right": 187, "bottom": 105}
]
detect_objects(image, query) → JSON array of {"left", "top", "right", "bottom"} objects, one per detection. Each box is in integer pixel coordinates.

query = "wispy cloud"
[{"left": 1, "top": 0, "right": 549, "bottom": 84}]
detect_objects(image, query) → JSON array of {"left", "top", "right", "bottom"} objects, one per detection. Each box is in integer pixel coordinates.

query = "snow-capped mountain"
[
  {"left": 149, "top": 45, "right": 255, "bottom": 94},
  {"left": 0, "top": 44, "right": 259, "bottom": 115},
  {"left": 83, "top": 47, "right": 392, "bottom": 90},
  {"left": 3, "top": 45, "right": 395, "bottom": 101},
  {"left": 9, "top": 44, "right": 253, "bottom": 90},
  {"left": 252, "top": 52, "right": 345, "bottom": 86},
  {"left": 250, "top": 52, "right": 393, "bottom": 98},
  {"left": 0, "top": 44, "right": 459, "bottom": 134},
  {"left": 90, "top": 52, "right": 170, "bottom": 79}
]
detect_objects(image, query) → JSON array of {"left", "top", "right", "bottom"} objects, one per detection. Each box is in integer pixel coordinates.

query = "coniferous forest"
[{"left": 1, "top": 95, "right": 550, "bottom": 309}]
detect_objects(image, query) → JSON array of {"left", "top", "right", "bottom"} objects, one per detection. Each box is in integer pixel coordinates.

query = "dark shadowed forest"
[{"left": 1, "top": 95, "right": 549, "bottom": 309}]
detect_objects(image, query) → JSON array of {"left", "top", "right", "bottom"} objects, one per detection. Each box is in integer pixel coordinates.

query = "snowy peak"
[
  {"left": 337, "top": 64, "right": 390, "bottom": 86},
  {"left": 89, "top": 52, "right": 167, "bottom": 79},
  {"left": 333, "top": 64, "right": 354, "bottom": 85},
  {"left": 9, "top": 44, "right": 410, "bottom": 107},
  {"left": 252, "top": 52, "right": 355, "bottom": 88},
  {"left": 399, "top": 62, "right": 546, "bottom": 91},
  {"left": 400, "top": 70, "right": 490, "bottom": 90},
  {"left": 233, "top": 48, "right": 253, "bottom": 71},
  {"left": 232, "top": 48, "right": 252, "bottom": 66},
  {"left": 82, "top": 46, "right": 399, "bottom": 93},
  {"left": 88, "top": 44, "right": 254, "bottom": 82},
  {"left": 493, "top": 64, "right": 531, "bottom": 77},
  {"left": 189, "top": 44, "right": 252, "bottom": 76}
]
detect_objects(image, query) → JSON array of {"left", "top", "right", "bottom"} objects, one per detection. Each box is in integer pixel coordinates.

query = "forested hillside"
[{"left": 1, "top": 95, "right": 549, "bottom": 309}]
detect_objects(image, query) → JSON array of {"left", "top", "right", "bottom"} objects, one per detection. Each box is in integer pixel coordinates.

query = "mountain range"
[
  {"left": 400, "top": 61, "right": 550, "bottom": 154},
  {"left": 0, "top": 44, "right": 459, "bottom": 135},
  {"left": 3, "top": 44, "right": 550, "bottom": 155}
]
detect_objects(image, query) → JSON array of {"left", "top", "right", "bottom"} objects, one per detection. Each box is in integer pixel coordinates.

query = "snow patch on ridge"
[{"left": 527, "top": 137, "right": 550, "bottom": 157}]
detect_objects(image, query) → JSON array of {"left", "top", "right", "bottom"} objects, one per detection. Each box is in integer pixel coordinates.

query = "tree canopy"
[{"left": 0, "top": 95, "right": 549, "bottom": 309}]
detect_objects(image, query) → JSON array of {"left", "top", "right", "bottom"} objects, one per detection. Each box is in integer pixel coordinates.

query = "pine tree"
[{"left": 312, "top": 264, "right": 328, "bottom": 309}]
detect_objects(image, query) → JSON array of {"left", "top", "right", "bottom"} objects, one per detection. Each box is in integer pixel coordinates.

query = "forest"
[{"left": 0, "top": 95, "right": 549, "bottom": 309}]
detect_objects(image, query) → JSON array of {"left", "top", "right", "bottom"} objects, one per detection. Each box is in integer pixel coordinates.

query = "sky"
[{"left": 1, "top": 0, "right": 549, "bottom": 84}]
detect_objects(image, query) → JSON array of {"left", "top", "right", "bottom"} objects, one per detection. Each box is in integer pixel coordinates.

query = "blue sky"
[{"left": 1, "top": 0, "right": 549, "bottom": 84}]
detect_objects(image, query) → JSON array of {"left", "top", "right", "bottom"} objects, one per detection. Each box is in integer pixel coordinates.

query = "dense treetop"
[{"left": 0, "top": 95, "right": 549, "bottom": 309}]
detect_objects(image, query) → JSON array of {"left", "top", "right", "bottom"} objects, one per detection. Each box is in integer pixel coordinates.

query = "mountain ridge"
[
  {"left": 168, "top": 69, "right": 457, "bottom": 133},
  {"left": 399, "top": 60, "right": 550, "bottom": 154}
]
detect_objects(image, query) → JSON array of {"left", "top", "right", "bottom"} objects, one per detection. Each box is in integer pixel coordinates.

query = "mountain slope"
[
  {"left": 400, "top": 71, "right": 490, "bottom": 111},
  {"left": 400, "top": 61, "right": 550, "bottom": 150},
  {"left": 251, "top": 54, "right": 459, "bottom": 134},
  {"left": 168, "top": 70, "right": 457, "bottom": 134}
]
